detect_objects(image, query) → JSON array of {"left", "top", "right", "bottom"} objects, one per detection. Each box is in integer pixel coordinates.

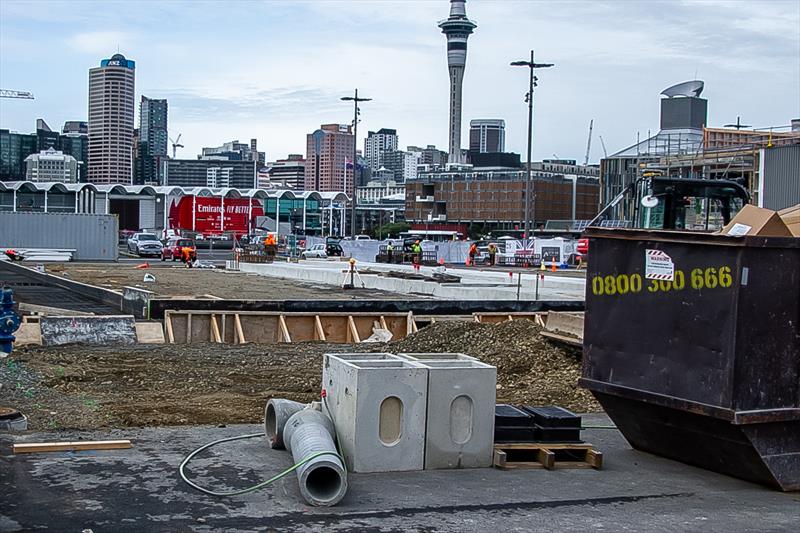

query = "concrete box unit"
[
  {"left": 397, "top": 352, "right": 478, "bottom": 362},
  {"left": 322, "top": 353, "right": 428, "bottom": 473},
  {"left": 417, "top": 359, "right": 497, "bottom": 469}
]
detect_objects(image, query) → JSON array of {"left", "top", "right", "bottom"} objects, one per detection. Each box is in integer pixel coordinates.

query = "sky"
[{"left": 1, "top": 0, "right": 798, "bottom": 164}]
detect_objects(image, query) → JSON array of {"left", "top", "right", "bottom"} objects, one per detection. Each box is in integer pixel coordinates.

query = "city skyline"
[{"left": 1, "top": 0, "right": 798, "bottom": 165}]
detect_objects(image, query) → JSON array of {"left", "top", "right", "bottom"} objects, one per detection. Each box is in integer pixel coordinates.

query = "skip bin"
[{"left": 579, "top": 228, "right": 800, "bottom": 491}]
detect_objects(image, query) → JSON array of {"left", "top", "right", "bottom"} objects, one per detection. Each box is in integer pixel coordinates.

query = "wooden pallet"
[{"left": 493, "top": 442, "right": 602, "bottom": 470}]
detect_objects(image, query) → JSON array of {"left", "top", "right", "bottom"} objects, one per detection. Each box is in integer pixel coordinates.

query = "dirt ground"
[
  {"left": 47, "top": 262, "right": 414, "bottom": 300},
  {"left": 1, "top": 319, "right": 598, "bottom": 431}
]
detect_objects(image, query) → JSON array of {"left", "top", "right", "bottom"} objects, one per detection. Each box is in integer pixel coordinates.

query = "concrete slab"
[
  {"left": 234, "top": 259, "right": 585, "bottom": 301},
  {"left": 2, "top": 416, "right": 798, "bottom": 532},
  {"left": 135, "top": 322, "right": 166, "bottom": 344},
  {"left": 39, "top": 315, "right": 138, "bottom": 346},
  {"left": 12, "top": 323, "right": 42, "bottom": 346}
]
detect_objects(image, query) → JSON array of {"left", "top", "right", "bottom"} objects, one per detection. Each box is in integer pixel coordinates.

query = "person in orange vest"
[
  {"left": 468, "top": 242, "right": 477, "bottom": 266},
  {"left": 264, "top": 234, "right": 276, "bottom": 247},
  {"left": 181, "top": 246, "right": 194, "bottom": 268}
]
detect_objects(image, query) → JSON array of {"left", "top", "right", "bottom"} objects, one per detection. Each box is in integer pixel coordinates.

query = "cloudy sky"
[{"left": 1, "top": 0, "right": 798, "bottom": 163}]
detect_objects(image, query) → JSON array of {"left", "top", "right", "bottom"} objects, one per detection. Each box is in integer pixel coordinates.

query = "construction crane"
[
  {"left": 599, "top": 135, "right": 609, "bottom": 158},
  {"left": 169, "top": 133, "right": 184, "bottom": 159},
  {"left": 584, "top": 119, "right": 594, "bottom": 166},
  {"left": 0, "top": 89, "right": 34, "bottom": 100}
]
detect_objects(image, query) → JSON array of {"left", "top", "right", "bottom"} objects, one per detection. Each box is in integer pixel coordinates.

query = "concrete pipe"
[
  {"left": 265, "top": 399, "right": 305, "bottom": 449},
  {"left": 284, "top": 408, "right": 347, "bottom": 506}
]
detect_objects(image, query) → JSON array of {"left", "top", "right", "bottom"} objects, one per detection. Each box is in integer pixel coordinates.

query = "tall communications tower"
[{"left": 439, "top": 0, "right": 476, "bottom": 164}]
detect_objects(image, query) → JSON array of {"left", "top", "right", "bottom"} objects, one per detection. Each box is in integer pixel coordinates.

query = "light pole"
[
  {"left": 341, "top": 89, "right": 371, "bottom": 238},
  {"left": 511, "top": 51, "right": 553, "bottom": 239}
]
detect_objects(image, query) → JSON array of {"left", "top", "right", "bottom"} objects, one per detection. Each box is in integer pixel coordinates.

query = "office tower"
[{"left": 87, "top": 53, "right": 136, "bottom": 184}]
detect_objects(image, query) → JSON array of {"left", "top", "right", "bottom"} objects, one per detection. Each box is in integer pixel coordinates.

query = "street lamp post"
[
  {"left": 341, "top": 89, "right": 371, "bottom": 238},
  {"left": 511, "top": 51, "right": 553, "bottom": 239}
]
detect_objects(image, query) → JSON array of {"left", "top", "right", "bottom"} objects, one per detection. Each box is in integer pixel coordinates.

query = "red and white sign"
[
  {"left": 645, "top": 249, "right": 674, "bottom": 281},
  {"left": 168, "top": 196, "right": 264, "bottom": 238}
]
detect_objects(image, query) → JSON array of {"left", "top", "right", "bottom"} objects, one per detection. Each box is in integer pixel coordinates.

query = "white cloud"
[{"left": 67, "top": 31, "right": 136, "bottom": 55}]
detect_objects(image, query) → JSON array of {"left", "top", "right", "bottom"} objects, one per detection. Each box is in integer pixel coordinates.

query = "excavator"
[
  {"left": 588, "top": 172, "right": 750, "bottom": 231},
  {"left": 577, "top": 172, "right": 750, "bottom": 258}
]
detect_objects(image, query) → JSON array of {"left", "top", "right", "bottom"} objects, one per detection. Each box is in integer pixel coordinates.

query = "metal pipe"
[
  {"left": 264, "top": 398, "right": 305, "bottom": 449},
  {"left": 283, "top": 408, "right": 347, "bottom": 507}
]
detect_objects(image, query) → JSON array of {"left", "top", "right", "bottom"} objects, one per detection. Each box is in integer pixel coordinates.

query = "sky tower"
[{"left": 439, "top": 0, "right": 477, "bottom": 164}]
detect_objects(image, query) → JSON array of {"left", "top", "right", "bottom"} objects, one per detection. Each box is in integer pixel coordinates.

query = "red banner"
[{"left": 168, "top": 196, "right": 264, "bottom": 237}]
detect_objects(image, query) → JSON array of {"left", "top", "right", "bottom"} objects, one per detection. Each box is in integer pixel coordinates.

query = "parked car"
[
  {"left": 162, "top": 238, "right": 197, "bottom": 262},
  {"left": 127, "top": 233, "right": 163, "bottom": 257},
  {"left": 325, "top": 236, "right": 344, "bottom": 257},
  {"left": 354, "top": 235, "right": 372, "bottom": 241},
  {"left": 302, "top": 243, "right": 327, "bottom": 259}
]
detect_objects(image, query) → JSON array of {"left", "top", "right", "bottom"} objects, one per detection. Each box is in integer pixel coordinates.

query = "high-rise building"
[
  {"left": 201, "top": 140, "right": 265, "bottom": 166},
  {"left": 381, "top": 150, "right": 421, "bottom": 183},
  {"left": 1, "top": 122, "right": 88, "bottom": 182},
  {"left": 364, "top": 128, "right": 398, "bottom": 170},
  {"left": 305, "top": 124, "right": 355, "bottom": 195},
  {"left": 267, "top": 154, "right": 306, "bottom": 190},
  {"left": 137, "top": 96, "right": 168, "bottom": 184},
  {"left": 439, "top": 0, "right": 476, "bottom": 164},
  {"left": 87, "top": 53, "right": 136, "bottom": 184},
  {"left": 35, "top": 119, "right": 60, "bottom": 151},
  {"left": 60, "top": 121, "right": 89, "bottom": 182},
  {"left": 25, "top": 148, "right": 79, "bottom": 183},
  {"left": 1, "top": 130, "right": 38, "bottom": 181},
  {"left": 407, "top": 145, "right": 448, "bottom": 167},
  {"left": 469, "top": 119, "right": 505, "bottom": 153},
  {"left": 164, "top": 159, "right": 256, "bottom": 189}
]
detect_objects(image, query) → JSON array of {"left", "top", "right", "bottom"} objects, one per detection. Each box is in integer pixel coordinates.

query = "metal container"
[{"left": 579, "top": 228, "right": 800, "bottom": 491}]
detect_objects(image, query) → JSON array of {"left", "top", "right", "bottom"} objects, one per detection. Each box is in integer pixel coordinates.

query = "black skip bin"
[{"left": 579, "top": 228, "right": 800, "bottom": 491}]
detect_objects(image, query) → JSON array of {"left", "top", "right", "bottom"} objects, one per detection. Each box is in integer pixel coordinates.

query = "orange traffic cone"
[
  {"left": 135, "top": 262, "right": 150, "bottom": 269},
  {"left": 551, "top": 263, "right": 557, "bottom": 272}
]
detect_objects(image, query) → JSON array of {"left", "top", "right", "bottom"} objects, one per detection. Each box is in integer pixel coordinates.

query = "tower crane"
[
  {"left": 169, "top": 133, "right": 184, "bottom": 159},
  {"left": 599, "top": 135, "right": 609, "bottom": 159},
  {"left": 584, "top": 119, "right": 593, "bottom": 166},
  {"left": 0, "top": 89, "right": 34, "bottom": 99}
]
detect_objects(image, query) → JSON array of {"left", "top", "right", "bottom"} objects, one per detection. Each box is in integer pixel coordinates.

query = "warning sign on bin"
[{"left": 645, "top": 249, "right": 674, "bottom": 281}]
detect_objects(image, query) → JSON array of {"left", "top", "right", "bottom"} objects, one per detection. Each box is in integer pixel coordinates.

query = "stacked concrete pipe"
[{"left": 266, "top": 399, "right": 347, "bottom": 506}]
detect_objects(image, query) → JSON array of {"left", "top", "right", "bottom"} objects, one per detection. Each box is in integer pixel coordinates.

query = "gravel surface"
[
  {"left": 392, "top": 320, "right": 599, "bottom": 412},
  {"left": 1, "top": 319, "right": 598, "bottom": 431},
  {"left": 47, "top": 262, "right": 415, "bottom": 300}
]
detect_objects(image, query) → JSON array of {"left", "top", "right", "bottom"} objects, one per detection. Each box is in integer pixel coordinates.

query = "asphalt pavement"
[{"left": 2, "top": 414, "right": 797, "bottom": 532}]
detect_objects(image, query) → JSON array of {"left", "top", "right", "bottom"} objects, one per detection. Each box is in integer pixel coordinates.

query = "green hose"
[{"left": 179, "top": 432, "right": 342, "bottom": 497}]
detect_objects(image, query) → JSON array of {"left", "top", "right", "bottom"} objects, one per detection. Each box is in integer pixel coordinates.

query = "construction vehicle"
[{"left": 589, "top": 172, "right": 749, "bottom": 232}]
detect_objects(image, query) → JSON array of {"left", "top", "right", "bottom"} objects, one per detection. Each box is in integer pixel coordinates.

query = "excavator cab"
[
  {"left": 640, "top": 177, "right": 749, "bottom": 231},
  {"left": 589, "top": 173, "right": 750, "bottom": 233}
]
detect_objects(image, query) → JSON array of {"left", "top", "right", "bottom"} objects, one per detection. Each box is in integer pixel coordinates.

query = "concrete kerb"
[{"left": 234, "top": 260, "right": 584, "bottom": 300}]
